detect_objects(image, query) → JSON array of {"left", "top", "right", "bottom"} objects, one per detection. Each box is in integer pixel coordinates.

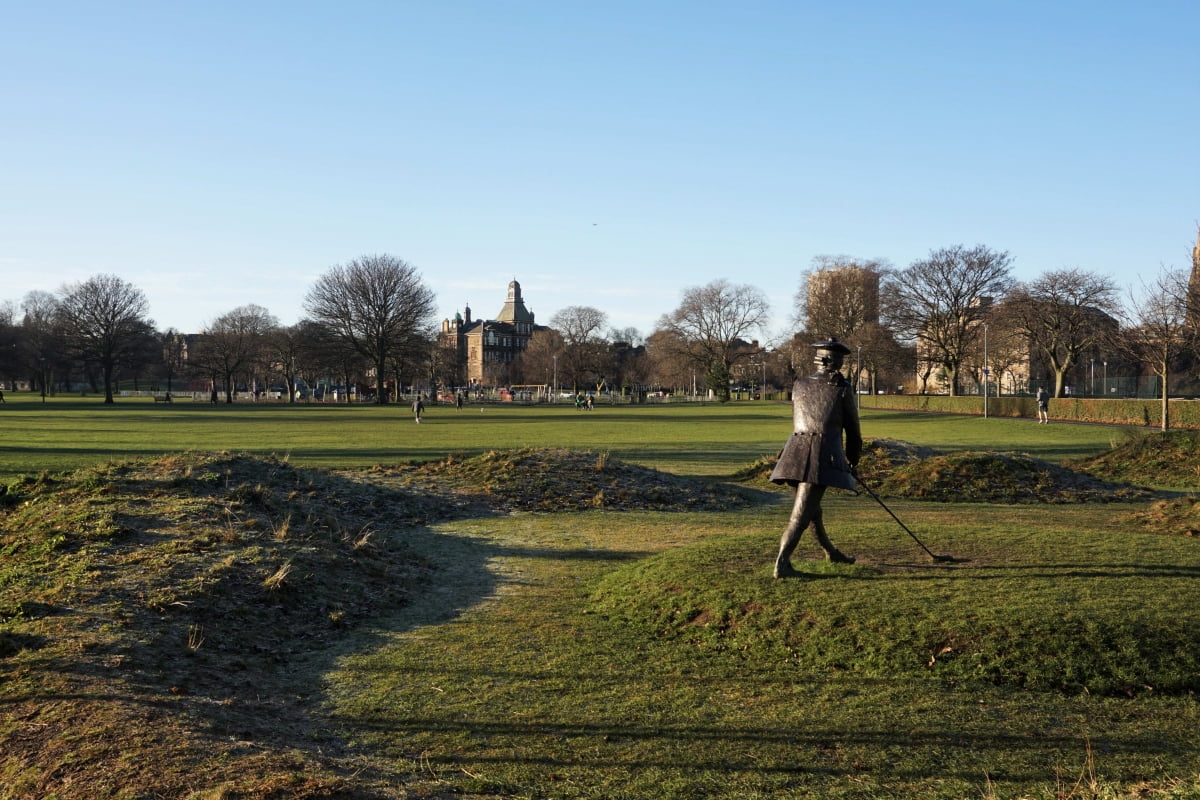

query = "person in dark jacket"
[
  {"left": 1036, "top": 386, "right": 1050, "bottom": 423},
  {"left": 769, "top": 338, "right": 862, "bottom": 578}
]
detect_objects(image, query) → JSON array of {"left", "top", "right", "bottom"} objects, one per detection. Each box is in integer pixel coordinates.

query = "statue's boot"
[
  {"left": 773, "top": 560, "right": 803, "bottom": 579},
  {"left": 813, "top": 522, "right": 855, "bottom": 564}
]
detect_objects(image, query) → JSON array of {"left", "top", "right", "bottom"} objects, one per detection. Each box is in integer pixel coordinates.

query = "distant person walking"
[
  {"left": 456, "top": 391, "right": 464, "bottom": 411},
  {"left": 412, "top": 396, "right": 425, "bottom": 424},
  {"left": 0, "top": 388, "right": 5, "bottom": 403},
  {"left": 1036, "top": 387, "right": 1050, "bottom": 424}
]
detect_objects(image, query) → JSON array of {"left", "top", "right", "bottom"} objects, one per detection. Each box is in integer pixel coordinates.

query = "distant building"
[
  {"left": 440, "top": 279, "right": 546, "bottom": 388},
  {"left": 805, "top": 265, "right": 881, "bottom": 337},
  {"left": 1189, "top": 228, "right": 1200, "bottom": 328}
]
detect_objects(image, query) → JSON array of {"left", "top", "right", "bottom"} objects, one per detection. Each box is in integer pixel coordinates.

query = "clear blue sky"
[{"left": 3, "top": 1, "right": 1197, "bottom": 342}]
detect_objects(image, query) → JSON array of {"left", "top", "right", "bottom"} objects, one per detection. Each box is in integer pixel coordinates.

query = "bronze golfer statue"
[{"left": 770, "top": 338, "right": 862, "bottom": 578}]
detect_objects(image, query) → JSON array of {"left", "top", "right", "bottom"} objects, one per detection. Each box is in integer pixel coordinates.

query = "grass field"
[
  {"left": 0, "top": 392, "right": 1137, "bottom": 481},
  {"left": 3, "top": 391, "right": 1198, "bottom": 799}
]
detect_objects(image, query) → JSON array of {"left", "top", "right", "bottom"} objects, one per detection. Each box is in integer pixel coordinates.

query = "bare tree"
[
  {"left": 428, "top": 337, "right": 464, "bottom": 397},
  {"left": 20, "top": 290, "right": 63, "bottom": 396},
  {"left": 304, "top": 254, "right": 437, "bottom": 405},
  {"left": 1118, "top": 268, "right": 1190, "bottom": 431},
  {"left": 883, "top": 245, "right": 1014, "bottom": 396},
  {"left": 655, "top": 279, "right": 770, "bottom": 401},
  {"left": 158, "top": 329, "right": 188, "bottom": 397},
  {"left": 194, "top": 304, "right": 279, "bottom": 403},
  {"left": 55, "top": 274, "right": 153, "bottom": 403},
  {"left": 851, "top": 322, "right": 910, "bottom": 396},
  {"left": 608, "top": 326, "right": 644, "bottom": 347},
  {"left": 550, "top": 305, "right": 610, "bottom": 391},
  {"left": 517, "top": 328, "right": 565, "bottom": 391},
  {"left": 293, "top": 319, "right": 343, "bottom": 399},
  {"left": 975, "top": 312, "right": 1029, "bottom": 396},
  {"left": 999, "top": 268, "right": 1120, "bottom": 397},
  {"left": 0, "top": 300, "right": 16, "bottom": 390},
  {"left": 262, "top": 324, "right": 306, "bottom": 403},
  {"left": 645, "top": 328, "right": 694, "bottom": 394}
]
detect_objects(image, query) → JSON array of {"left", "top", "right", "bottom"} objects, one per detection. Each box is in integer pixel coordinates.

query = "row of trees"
[
  {"left": 0, "top": 255, "right": 439, "bottom": 405},
  {"left": 0, "top": 261, "right": 783, "bottom": 406},
  {"left": 2, "top": 238, "right": 1197, "bottom": 415},
  {"left": 511, "top": 281, "right": 774, "bottom": 402},
  {"left": 797, "top": 242, "right": 1200, "bottom": 415}
]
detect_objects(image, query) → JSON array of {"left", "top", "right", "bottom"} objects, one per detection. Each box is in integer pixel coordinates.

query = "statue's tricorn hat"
[{"left": 813, "top": 337, "right": 852, "bottom": 356}]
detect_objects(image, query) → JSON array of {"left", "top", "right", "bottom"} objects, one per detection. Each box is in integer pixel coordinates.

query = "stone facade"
[{"left": 440, "top": 279, "right": 545, "bottom": 389}]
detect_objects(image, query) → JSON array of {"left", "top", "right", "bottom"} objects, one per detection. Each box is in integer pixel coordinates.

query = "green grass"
[
  {"left": 327, "top": 502, "right": 1200, "bottom": 799},
  {"left": 0, "top": 392, "right": 1138, "bottom": 482},
  {"left": 3, "top": 393, "right": 1198, "bottom": 799}
]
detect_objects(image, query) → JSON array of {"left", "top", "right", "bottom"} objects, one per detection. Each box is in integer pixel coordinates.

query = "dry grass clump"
[{"left": 361, "top": 447, "right": 766, "bottom": 512}]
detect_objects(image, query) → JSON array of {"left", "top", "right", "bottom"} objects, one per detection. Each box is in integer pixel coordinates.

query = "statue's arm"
[{"left": 842, "top": 390, "right": 863, "bottom": 467}]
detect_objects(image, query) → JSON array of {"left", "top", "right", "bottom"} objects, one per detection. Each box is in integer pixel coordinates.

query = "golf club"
[{"left": 854, "top": 473, "right": 963, "bottom": 563}]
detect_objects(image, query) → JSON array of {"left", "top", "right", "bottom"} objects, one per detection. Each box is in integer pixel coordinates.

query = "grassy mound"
[
  {"left": 1126, "top": 497, "right": 1200, "bottom": 536},
  {"left": 878, "top": 451, "right": 1152, "bottom": 503},
  {"left": 358, "top": 446, "right": 765, "bottom": 512},
  {"left": 589, "top": 532, "right": 1200, "bottom": 697},
  {"left": 735, "top": 439, "right": 1147, "bottom": 503},
  {"left": 731, "top": 437, "right": 938, "bottom": 484},
  {"left": 1072, "top": 429, "right": 1200, "bottom": 490},
  {"left": 0, "top": 452, "right": 449, "bottom": 799}
]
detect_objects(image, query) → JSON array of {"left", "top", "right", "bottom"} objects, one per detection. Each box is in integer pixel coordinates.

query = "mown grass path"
[{"left": 324, "top": 501, "right": 1200, "bottom": 799}]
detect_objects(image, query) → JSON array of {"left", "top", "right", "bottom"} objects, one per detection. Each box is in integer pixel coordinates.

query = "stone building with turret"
[{"left": 439, "top": 279, "right": 545, "bottom": 389}]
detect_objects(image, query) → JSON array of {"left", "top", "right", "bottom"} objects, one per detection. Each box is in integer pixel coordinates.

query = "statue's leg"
[
  {"left": 809, "top": 498, "right": 855, "bottom": 563},
  {"left": 775, "top": 483, "right": 822, "bottom": 578}
]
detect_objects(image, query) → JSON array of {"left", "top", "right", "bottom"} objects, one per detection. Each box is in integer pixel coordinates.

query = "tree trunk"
[{"left": 1161, "top": 363, "right": 1170, "bottom": 432}]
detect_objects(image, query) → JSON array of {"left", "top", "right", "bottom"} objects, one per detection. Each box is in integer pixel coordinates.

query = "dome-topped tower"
[{"left": 495, "top": 279, "right": 535, "bottom": 324}]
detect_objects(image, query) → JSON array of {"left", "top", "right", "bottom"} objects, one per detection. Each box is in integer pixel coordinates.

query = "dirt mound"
[
  {"left": 855, "top": 438, "right": 940, "bottom": 485},
  {"left": 878, "top": 451, "right": 1153, "bottom": 503},
  {"left": 1071, "top": 429, "right": 1200, "bottom": 490},
  {"left": 358, "top": 447, "right": 764, "bottom": 513},
  {"left": 1, "top": 452, "right": 437, "bottom": 798}
]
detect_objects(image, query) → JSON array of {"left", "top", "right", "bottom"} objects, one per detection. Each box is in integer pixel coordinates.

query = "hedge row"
[{"left": 859, "top": 394, "right": 1200, "bottom": 429}]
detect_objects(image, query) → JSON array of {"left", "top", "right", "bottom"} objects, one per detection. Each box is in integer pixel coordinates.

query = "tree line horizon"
[{"left": 2, "top": 236, "right": 1197, "bottom": 407}]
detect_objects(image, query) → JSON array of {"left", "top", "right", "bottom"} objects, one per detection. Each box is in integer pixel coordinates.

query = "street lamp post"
[
  {"left": 552, "top": 355, "right": 557, "bottom": 402},
  {"left": 982, "top": 323, "right": 989, "bottom": 418},
  {"left": 1103, "top": 361, "right": 1108, "bottom": 397}
]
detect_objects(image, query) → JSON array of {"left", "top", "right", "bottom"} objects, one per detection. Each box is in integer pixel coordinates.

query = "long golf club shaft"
[{"left": 855, "top": 475, "right": 940, "bottom": 559}]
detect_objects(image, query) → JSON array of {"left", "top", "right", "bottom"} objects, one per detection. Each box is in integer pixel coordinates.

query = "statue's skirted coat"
[{"left": 769, "top": 371, "right": 861, "bottom": 492}]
